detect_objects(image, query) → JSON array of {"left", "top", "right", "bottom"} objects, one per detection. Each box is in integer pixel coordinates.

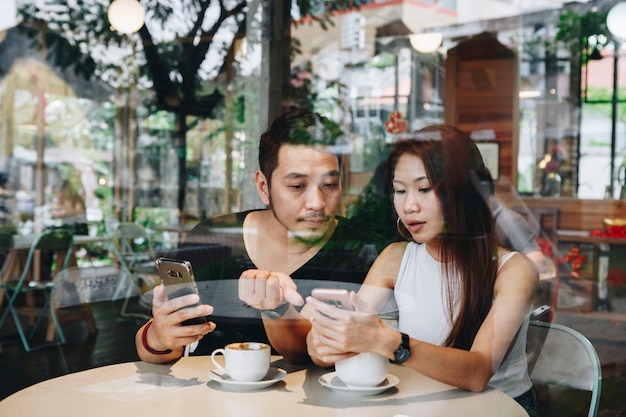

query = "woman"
[
  {"left": 51, "top": 180, "right": 88, "bottom": 226},
  {"left": 306, "top": 124, "right": 538, "bottom": 415},
  {"left": 49, "top": 180, "right": 88, "bottom": 235}
]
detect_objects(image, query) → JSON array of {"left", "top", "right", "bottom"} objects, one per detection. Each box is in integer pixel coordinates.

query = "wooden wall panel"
[
  {"left": 515, "top": 197, "right": 626, "bottom": 232},
  {"left": 444, "top": 32, "right": 518, "bottom": 185}
]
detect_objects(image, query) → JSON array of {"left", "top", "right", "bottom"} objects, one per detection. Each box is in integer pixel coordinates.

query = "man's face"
[{"left": 259, "top": 144, "right": 342, "bottom": 245}]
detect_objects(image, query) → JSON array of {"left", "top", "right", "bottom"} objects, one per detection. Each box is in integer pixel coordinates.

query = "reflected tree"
[{"left": 17, "top": 0, "right": 366, "bottom": 216}]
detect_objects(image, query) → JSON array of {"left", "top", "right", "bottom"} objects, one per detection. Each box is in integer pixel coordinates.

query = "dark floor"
[
  {"left": 1, "top": 297, "right": 625, "bottom": 417},
  {"left": 0, "top": 299, "right": 146, "bottom": 399}
]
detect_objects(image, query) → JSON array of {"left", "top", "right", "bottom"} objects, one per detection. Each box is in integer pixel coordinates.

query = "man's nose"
[{"left": 305, "top": 187, "right": 326, "bottom": 210}]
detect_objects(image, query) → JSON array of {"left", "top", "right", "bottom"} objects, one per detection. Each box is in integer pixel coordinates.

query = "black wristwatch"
[{"left": 393, "top": 332, "right": 411, "bottom": 364}]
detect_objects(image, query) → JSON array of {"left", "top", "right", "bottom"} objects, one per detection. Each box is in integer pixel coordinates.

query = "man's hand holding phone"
[
  {"left": 149, "top": 257, "right": 216, "bottom": 352},
  {"left": 149, "top": 283, "right": 216, "bottom": 352}
]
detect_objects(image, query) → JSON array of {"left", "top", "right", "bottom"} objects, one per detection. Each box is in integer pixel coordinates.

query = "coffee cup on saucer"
[
  {"left": 211, "top": 342, "right": 270, "bottom": 382},
  {"left": 335, "top": 352, "right": 389, "bottom": 387}
]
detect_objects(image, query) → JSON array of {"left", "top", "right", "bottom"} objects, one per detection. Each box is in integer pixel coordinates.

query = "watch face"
[
  {"left": 394, "top": 333, "right": 410, "bottom": 364},
  {"left": 395, "top": 348, "right": 410, "bottom": 364}
]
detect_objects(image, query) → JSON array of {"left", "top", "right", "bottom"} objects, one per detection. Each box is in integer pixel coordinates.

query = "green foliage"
[
  {"left": 18, "top": 0, "right": 365, "bottom": 118},
  {"left": 585, "top": 86, "right": 626, "bottom": 122},
  {"left": 556, "top": 8, "right": 609, "bottom": 64},
  {"left": 290, "top": 60, "right": 318, "bottom": 111},
  {"left": 348, "top": 186, "right": 397, "bottom": 243}
]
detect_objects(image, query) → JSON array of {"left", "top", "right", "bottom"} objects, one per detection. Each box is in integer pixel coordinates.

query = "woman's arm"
[
  {"left": 308, "top": 250, "right": 538, "bottom": 392},
  {"left": 306, "top": 242, "right": 405, "bottom": 367},
  {"left": 397, "top": 252, "right": 538, "bottom": 391}
]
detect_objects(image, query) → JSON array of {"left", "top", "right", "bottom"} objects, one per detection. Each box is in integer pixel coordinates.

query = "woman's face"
[{"left": 392, "top": 153, "right": 445, "bottom": 246}]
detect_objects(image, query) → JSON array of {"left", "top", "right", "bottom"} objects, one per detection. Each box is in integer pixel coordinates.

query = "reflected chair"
[
  {"left": 114, "top": 223, "right": 158, "bottom": 275},
  {"left": 0, "top": 228, "right": 74, "bottom": 351},
  {"left": 526, "top": 319, "right": 602, "bottom": 417},
  {"left": 112, "top": 222, "right": 159, "bottom": 312},
  {"left": 49, "top": 265, "right": 147, "bottom": 343}
]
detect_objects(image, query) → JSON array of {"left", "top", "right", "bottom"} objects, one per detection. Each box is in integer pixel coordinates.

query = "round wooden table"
[{"left": 0, "top": 356, "right": 528, "bottom": 417}]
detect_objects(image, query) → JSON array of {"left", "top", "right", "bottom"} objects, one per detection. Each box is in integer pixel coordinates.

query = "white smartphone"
[
  {"left": 155, "top": 257, "right": 207, "bottom": 326},
  {"left": 311, "top": 288, "right": 354, "bottom": 311}
]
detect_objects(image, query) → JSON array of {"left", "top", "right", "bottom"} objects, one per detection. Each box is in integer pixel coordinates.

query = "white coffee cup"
[
  {"left": 335, "top": 352, "right": 389, "bottom": 387},
  {"left": 211, "top": 342, "right": 270, "bottom": 382}
]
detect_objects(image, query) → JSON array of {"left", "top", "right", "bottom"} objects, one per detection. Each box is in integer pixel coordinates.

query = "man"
[
  {"left": 136, "top": 106, "right": 385, "bottom": 364},
  {"left": 492, "top": 200, "right": 548, "bottom": 274}
]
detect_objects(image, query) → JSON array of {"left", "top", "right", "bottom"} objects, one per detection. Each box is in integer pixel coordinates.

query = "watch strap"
[{"left": 393, "top": 332, "right": 411, "bottom": 364}]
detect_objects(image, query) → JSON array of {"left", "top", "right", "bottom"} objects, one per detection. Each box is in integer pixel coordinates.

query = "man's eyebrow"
[{"left": 284, "top": 170, "right": 341, "bottom": 180}]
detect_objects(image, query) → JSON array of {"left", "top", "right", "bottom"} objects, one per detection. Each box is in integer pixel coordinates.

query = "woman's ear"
[{"left": 255, "top": 171, "right": 271, "bottom": 206}]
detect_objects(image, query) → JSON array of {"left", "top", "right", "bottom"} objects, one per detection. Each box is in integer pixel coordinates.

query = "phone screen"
[
  {"left": 155, "top": 257, "right": 207, "bottom": 325},
  {"left": 311, "top": 288, "right": 354, "bottom": 311}
]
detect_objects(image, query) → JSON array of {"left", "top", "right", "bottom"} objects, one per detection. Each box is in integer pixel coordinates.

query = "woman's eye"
[
  {"left": 323, "top": 183, "right": 339, "bottom": 189},
  {"left": 418, "top": 187, "right": 432, "bottom": 193},
  {"left": 393, "top": 189, "right": 406, "bottom": 195},
  {"left": 289, "top": 184, "right": 304, "bottom": 190}
]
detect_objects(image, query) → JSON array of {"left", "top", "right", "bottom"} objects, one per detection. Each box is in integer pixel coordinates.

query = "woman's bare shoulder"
[
  {"left": 380, "top": 241, "right": 410, "bottom": 259},
  {"left": 496, "top": 249, "right": 539, "bottom": 290}
]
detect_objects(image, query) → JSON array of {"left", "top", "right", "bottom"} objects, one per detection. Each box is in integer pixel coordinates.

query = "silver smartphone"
[
  {"left": 311, "top": 288, "right": 354, "bottom": 311},
  {"left": 155, "top": 257, "right": 207, "bottom": 326}
]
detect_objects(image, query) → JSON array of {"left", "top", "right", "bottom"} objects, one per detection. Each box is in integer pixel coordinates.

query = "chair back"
[
  {"left": 115, "top": 223, "right": 156, "bottom": 269},
  {"left": 20, "top": 229, "right": 74, "bottom": 284},
  {"left": 52, "top": 265, "right": 139, "bottom": 309},
  {"left": 0, "top": 228, "right": 74, "bottom": 351},
  {"left": 527, "top": 320, "right": 602, "bottom": 417}
]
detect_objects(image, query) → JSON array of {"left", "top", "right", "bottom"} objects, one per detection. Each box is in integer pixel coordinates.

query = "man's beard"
[
  {"left": 268, "top": 198, "right": 330, "bottom": 246},
  {"left": 289, "top": 224, "right": 328, "bottom": 246}
]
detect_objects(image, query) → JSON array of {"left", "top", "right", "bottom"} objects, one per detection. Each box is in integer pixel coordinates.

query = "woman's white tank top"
[{"left": 394, "top": 242, "right": 532, "bottom": 398}]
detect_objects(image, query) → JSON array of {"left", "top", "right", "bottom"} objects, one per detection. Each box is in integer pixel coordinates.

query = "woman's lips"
[{"left": 405, "top": 220, "right": 425, "bottom": 233}]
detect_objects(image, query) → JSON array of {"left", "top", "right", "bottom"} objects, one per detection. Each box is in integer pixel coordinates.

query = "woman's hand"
[
  {"left": 238, "top": 269, "right": 304, "bottom": 310},
  {"left": 306, "top": 293, "right": 385, "bottom": 365}
]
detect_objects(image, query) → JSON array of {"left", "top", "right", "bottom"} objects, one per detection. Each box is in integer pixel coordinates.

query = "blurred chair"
[
  {"left": 526, "top": 319, "right": 602, "bottom": 417},
  {"left": 112, "top": 222, "right": 159, "bottom": 312},
  {"left": 48, "top": 265, "right": 148, "bottom": 343},
  {"left": 0, "top": 228, "right": 74, "bottom": 351},
  {"left": 114, "top": 223, "right": 157, "bottom": 274},
  {"left": 529, "top": 304, "right": 552, "bottom": 323}
]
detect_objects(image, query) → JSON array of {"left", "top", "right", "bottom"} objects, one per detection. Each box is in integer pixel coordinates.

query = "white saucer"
[
  {"left": 208, "top": 367, "right": 287, "bottom": 391},
  {"left": 318, "top": 372, "right": 399, "bottom": 396}
]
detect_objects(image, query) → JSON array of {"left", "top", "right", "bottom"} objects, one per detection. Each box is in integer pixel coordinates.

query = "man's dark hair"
[{"left": 258, "top": 106, "right": 344, "bottom": 186}]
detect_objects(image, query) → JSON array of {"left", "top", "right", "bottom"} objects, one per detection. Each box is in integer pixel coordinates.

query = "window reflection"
[{"left": 1, "top": 1, "right": 625, "bottom": 242}]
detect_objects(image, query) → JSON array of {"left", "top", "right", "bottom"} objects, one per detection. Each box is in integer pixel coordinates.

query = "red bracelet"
[{"left": 141, "top": 321, "right": 172, "bottom": 355}]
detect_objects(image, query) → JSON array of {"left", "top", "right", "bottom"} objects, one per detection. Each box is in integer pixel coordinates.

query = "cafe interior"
[{"left": 0, "top": 0, "right": 625, "bottom": 416}]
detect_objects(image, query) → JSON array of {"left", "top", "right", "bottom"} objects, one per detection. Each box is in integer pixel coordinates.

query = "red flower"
[
  {"left": 385, "top": 111, "right": 407, "bottom": 134},
  {"left": 608, "top": 267, "right": 626, "bottom": 287}
]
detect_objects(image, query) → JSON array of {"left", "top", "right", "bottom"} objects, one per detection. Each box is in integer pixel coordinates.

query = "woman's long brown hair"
[{"left": 386, "top": 124, "right": 498, "bottom": 350}]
